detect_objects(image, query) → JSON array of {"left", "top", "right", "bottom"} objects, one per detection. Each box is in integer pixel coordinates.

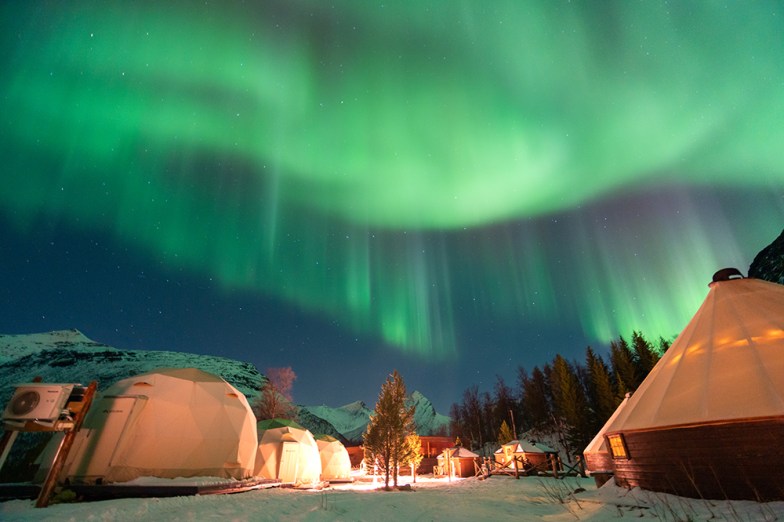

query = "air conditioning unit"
[{"left": 2, "top": 383, "right": 76, "bottom": 422}]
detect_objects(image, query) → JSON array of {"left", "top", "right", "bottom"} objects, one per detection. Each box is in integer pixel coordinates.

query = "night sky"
[{"left": 2, "top": 1, "right": 783, "bottom": 413}]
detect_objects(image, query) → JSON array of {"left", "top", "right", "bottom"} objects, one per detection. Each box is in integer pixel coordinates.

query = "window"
[{"left": 607, "top": 434, "right": 629, "bottom": 459}]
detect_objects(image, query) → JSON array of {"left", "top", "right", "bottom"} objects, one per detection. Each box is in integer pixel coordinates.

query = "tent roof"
[
  {"left": 494, "top": 440, "right": 550, "bottom": 455},
  {"left": 437, "top": 446, "right": 479, "bottom": 459},
  {"left": 608, "top": 276, "right": 784, "bottom": 433}
]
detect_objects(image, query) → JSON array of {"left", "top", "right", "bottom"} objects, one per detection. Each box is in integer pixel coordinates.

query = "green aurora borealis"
[{"left": 2, "top": 1, "right": 784, "bottom": 401}]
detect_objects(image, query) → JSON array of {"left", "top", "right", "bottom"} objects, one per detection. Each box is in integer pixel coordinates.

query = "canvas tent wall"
[
  {"left": 315, "top": 435, "right": 352, "bottom": 482},
  {"left": 254, "top": 418, "right": 321, "bottom": 485},
  {"left": 602, "top": 272, "right": 784, "bottom": 500},
  {"left": 56, "top": 368, "right": 257, "bottom": 484}
]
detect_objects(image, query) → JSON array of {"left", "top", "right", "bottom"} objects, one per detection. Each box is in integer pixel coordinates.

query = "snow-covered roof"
[
  {"left": 494, "top": 439, "right": 552, "bottom": 454},
  {"left": 437, "top": 446, "right": 479, "bottom": 459}
]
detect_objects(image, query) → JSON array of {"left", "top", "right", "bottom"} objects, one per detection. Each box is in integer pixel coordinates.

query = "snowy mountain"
[
  {"left": 300, "top": 401, "right": 374, "bottom": 444},
  {"left": 749, "top": 228, "right": 784, "bottom": 284},
  {"left": 0, "top": 330, "right": 265, "bottom": 405},
  {"left": 300, "top": 392, "right": 450, "bottom": 445},
  {"left": 409, "top": 390, "right": 451, "bottom": 436},
  {"left": 0, "top": 330, "right": 451, "bottom": 444}
]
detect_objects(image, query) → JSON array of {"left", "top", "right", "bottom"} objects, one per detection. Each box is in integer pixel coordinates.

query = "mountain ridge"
[{"left": 0, "top": 330, "right": 450, "bottom": 444}]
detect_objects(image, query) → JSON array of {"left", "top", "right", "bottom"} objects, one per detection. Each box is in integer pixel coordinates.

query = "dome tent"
[
  {"left": 314, "top": 434, "right": 352, "bottom": 482},
  {"left": 254, "top": 418, "right": 322, "bottom": 485},
  {"left": 59, "top": 368, "right": 258, "bottom": 484},
  {"left": 595, "top": 271, "right": 784, "bottom": 500}
]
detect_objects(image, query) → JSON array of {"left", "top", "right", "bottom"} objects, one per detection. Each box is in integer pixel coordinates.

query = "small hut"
[
  {"left": 594, "top": 270, "right": 784, "bottom": 500},
  {"left": 494, "top": 440, "right": 558, "bottom": 473},
  {"left": 437, "top": 446, "right": 479, "bottom": 478}
]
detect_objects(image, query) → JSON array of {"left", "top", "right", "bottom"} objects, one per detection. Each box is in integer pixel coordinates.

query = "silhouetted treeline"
[{"left": 449, "top": 331, "right": 671, "bottom": 458}]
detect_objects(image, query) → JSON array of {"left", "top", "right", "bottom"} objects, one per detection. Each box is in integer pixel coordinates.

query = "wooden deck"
[{"left": 0, "top": 477, "right": 281, "bottom": 502}]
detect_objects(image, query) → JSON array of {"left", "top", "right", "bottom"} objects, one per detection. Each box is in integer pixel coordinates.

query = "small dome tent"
[
  {"left": 593, "top": 271, "right": 784, "bottom": 500},
  {"left": 59, "top": 368, "right": 258, "bottom": 484},
  {"left": 314, "top": 434, "right": 352, "bottom": 482},
  {"left": 254, "top": 418, "right": 322, "bottom": 485}
]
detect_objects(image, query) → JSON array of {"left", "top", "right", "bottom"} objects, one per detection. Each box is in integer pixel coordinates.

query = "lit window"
[{"left": 607, "top": 434, "right": 629, "bottom": 459}]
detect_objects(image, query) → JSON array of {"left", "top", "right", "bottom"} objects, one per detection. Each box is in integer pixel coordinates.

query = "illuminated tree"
[
  {"left": 497, "top": 420, "right": 514, "bottom": 445},
  {"left": 401, "top": 432, "right": 424, "bottom": 483},
  {"left": 363, "top": 370, "right": 415, "bottom": 489}
]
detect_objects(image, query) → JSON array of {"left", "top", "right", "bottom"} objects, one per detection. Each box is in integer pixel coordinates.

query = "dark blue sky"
[{"left": 2, "top": 1, "right": 783, "bottom": 413}]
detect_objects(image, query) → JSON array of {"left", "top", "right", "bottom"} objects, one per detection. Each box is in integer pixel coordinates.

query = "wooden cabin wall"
[{"left": 610, "top": 417, "right": 784, "bottom": 501}]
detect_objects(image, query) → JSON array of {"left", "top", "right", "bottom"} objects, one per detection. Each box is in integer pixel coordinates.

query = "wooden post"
[
  {"left": 36, "top": 381, "right": 97, "bottom": 508},
  {"left": 0, "top": 430, "right": 20, "bottom": 473},
  {"left": 513, "top": 455, "right": 519, "bottom": 479},
  {"left": 550, "top": 454, "right": 559, "bottom": 479},
  {"left": 576, "top": 455, "right": 586, "bottom": 478}
]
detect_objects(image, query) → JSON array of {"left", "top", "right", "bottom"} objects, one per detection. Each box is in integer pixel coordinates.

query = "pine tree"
[
  {"left": 497, "top": 420, "right": 514, "bottom": 445},
  {"left": 363, "top": 370, "right": 415, "bottom": 489},
  {"left": 520, "top": 366, "right": 552, "bottom": 431},
  {"left": 657, "top": 335, "right": 672, "bottom": 354},
  {"left": 585, "top": 347, "right": 618, "bottom": 432},
  {"left": 631, "top": 331, "right": 660, "bottom": 379},
  {"left": 549, "top": 355, "right": 591, "bottom": 458},
  {"left": 400, "top": 433, "right": 424, "bottom": 483},
  {"left": 610, "top": 336, "right": 637, "bottom": 397}
]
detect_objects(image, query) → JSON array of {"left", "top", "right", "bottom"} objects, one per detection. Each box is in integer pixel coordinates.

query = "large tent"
[
  {"left": 595, "top": 271, "right": 784, "bottom": 500},
  {"left": 57, "top": 368, "right": 258, "bottom": 484},
  {"left": 314, "top": 435, "right": 352, "bottom": 482},
  {"left": 254, "top": 418, "right": 321, "bottom": 486}
]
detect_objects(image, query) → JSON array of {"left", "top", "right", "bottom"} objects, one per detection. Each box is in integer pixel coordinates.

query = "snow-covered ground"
[{"left": 2, "top": 474, "right": 783, "bottom": 521}]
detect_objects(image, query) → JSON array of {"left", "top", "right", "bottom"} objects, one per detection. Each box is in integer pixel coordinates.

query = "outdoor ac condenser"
[{"left": 2, "top": 383, "right": 76, "bottom": 422}]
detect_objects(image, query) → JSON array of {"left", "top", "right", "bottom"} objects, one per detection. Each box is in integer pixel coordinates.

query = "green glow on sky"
[{"left": 2, "top": 1, "right": 783, "bottom": 358}]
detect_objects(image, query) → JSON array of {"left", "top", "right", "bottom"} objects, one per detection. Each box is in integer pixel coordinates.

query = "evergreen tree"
[
  {"left": 585, "top": 347, "right": 618, "bottom": 432},
  {"left": 497, "top": 420, "right": 514, "bottom": 445},
  {"left": 610, "top": 336, "right": 637, "bottom": 397},
  {"left": 549, "top": 355, "right": 591, "bottom": 458},
  {"left": 657, "top": 335, "right": 672, "bottom": 354},
  {"left": 520, "top": 366, "right": 552, "bottom": 431},
  {"left": 631, "top": 331, "right": 660, "bottom": 379},
  {"left": 400, "top": 433, "right": 424, "bottom": 482},
  {"left": 363, "top": 370, "right": 415, "bottom": 488}
]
